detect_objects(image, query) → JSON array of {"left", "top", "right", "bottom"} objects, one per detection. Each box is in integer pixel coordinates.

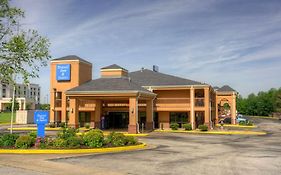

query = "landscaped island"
[{"left": 0, "top": 128, "right": 139, "bottom": 149}]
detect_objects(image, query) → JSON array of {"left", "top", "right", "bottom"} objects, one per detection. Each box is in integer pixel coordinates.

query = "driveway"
[{"left": 0, "top": 117, "right": 280, "bottom": 175}]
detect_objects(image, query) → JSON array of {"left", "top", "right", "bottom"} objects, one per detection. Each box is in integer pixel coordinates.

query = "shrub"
[
  {"left": 170, "top": 123, "right": 179, "bottom": 130},
  {"left": 0, "top": 133, "right": 19, "bottom": 147},
  {"left": 28, "top": 131, "right": 37, "bottom": 143},
  {"left": 85, "top": 123, "right": 90, "bottom": 129},
  {"left": 49, "top": 123, "right": 56, "bottom": 128},
  {"left": 106, "top": 132, "right": 127, "bottom": 147},
  {"left": 66, "top": 136, "right": 82, "bottom": 148},
  {"left": 15, "top": 135, "right": 34, "bottom": 149},
  {"left": 247, "top": 121, "right": 253, "bottom": 126},
  {"left": 198, "top": 125, "right": 208, "bottom": 131},
  {"left": 183, "top": 123, "right": 192, "bottom": 131},
  {"left": 83, "top": 129, "right": 104, "bottom": 148},
  {"left": 59, "top": 122, "right": 67, "bottom": 128},
  {"left": 57, "top": 127, "right": 77, "bottom": 140},
  {"left": 239, "top": 120, "right": 253, "bottom": 126},
  {"left": 125, "top": 136, "right": 137, "bottom": 145},
  {"left": 239, "top": 121, "right": 246, "bottom": 125},
  {"left": 53, "top": 138, "right": 68, "bottom": 148}
]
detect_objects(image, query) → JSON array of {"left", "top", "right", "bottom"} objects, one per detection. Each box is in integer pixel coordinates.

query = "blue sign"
[
  {"left": 34, "top": 111, "right": 49, "bottom": 138},
  {"left": 34, "top": 111, "right": 49, "bottom": 124},
  {"left": 56, "top": 64, "right": 71, "bottom": 81}
]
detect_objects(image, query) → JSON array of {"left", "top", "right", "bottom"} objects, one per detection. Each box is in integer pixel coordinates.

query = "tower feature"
[
  {"left": 100, "top": 64, "right": 128, "bottom": 78},
  {"left": 50, "top": 55, "right": 92, "bottom": 124}
]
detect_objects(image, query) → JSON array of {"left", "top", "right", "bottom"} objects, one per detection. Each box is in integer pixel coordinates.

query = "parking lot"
[{"left": 0, "top": 117, "right": 280, "bottom": 175}]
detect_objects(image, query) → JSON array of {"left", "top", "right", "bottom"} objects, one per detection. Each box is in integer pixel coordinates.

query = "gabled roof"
[
  {"left": 217, "top": 85, "right": 236, "bottom": 92},
  {"left": 101, "top": 64, "right": 128, "bottom": 71},
  {"left": 52, "top": 55, "right": 92, "bottom": 65},
  {"left": 128, "top": 69, "right": 206, "bottom": 86},
  {"left": 66, "top": 77, "right": 154, "bottom": 95}
]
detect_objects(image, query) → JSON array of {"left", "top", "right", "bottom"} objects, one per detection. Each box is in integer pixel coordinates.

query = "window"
[{"left": 170, "top": 112, "right": 189, "bottom": 128}]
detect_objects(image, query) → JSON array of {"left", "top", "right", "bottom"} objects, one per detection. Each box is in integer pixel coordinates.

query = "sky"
[{"left": 12, "top": 0, "right": 281, "bottom": 103}]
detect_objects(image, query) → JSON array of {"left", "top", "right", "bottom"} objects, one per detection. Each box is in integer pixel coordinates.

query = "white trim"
[
  {"left": 100, "top": 69, "right": 128, "bottom": 72},
  {"left": 142, "top": 84, "right": 210, "bottom": 89},
  {"left": 50, "top": 59, "right": 92, "bottom": 65},
  {"left": 66, "top": 90, "right": 156, "bottom": 96}
]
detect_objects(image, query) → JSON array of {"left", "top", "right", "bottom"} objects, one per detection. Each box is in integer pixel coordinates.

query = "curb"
[
  {"left": 215, "top": 124, "right": 257, "bottom": 128},
  {"left": 7, "top": 127, "right": 89, "bottom": 131},
  {"left": 0, "top": 143, "right": 146, "bottom": 154},
  {"left": 154, "top": 130, "right": 267, "bottom": 135}
]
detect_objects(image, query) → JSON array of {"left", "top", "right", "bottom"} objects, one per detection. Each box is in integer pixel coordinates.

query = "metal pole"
[{"left": 10, "top": 75, "right": 16, "bottom": 134}]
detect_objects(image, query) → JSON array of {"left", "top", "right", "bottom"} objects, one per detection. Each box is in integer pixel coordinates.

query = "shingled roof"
[
  {"left": 101, "top": 64, "right": 128, "bottom": 71},
  {"left": 129, "top": 69, "right": 206, "bottom": 86},
  {"left": 52, "top": 55, "right": 92, "bottom": 65},
  {"left": 217, "top": 85, "right": 236, "bottom": 92},
  {"left": 66, "top": 77, "right": 154, "bottom": 95}
]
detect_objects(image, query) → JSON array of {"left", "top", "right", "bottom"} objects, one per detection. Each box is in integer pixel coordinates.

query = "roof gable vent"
[{"left": 153, "top": 65, "right": 159, "bottom": 72}]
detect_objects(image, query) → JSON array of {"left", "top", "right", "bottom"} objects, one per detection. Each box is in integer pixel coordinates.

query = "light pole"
[{"left": 10, "top": 74, "right": 16, "bottom": 134}]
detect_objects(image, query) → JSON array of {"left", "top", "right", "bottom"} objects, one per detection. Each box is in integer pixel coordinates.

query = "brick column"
[
  {"left": 90, "top": 111, "right": 95, "bottom": 128},
  {"left": 61, "top": 93, "right": 66, "bottom": 123},
  {"left": 49, "top": 89, "right": 55, "bottom": 123},
  {"left": 231, "top": 93, "right": 236, "bottom": 124},
  {"left": 158, "top": 111, "right": 170, "bottom": 129},
  {"left": 215, "top": 99, "right": 219, "bottom": 124},
  {"left": 146, "top": 99, "right": 154, "bottom": 131},
  {"left": 204, "top": 87, "right": 210, "bottom": 128},
  {"left": 94, "top": 100, "right": 102, "bottom": 129},
  {"left": 68, "top": 97, "right": 79, "bottom": 128},
  {"left": 190, "top": 87, "right": 195, "bottom": 129},
  {"left": 128, "top": 97, "right": 138, "bottom": 134}
]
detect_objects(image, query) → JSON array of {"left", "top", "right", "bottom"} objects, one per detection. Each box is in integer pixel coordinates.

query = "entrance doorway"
[
  {"left": 195, "top": 111, "right": 204, "bottom": 128},
  {"left": 105, "top": 112, "right": 129, "bottom": 129}
]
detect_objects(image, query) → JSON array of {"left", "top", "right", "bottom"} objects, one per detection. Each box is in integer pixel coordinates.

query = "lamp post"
[{"left": 10, "top": 76, "right": 16, "bottom": 134}]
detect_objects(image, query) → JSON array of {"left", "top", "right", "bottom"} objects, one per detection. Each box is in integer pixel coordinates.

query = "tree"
[
  {"left": 0, "top": 0, "right": 50, "bottom": 133},
  {"left": 276, "top": 88, "right": 281, "bottom": 113},
  {"left": 0, "top": 0, "right": 50, "bottom": 84},
  {"left": 237, "top": 88, "right": 281, "bottom": 116}
]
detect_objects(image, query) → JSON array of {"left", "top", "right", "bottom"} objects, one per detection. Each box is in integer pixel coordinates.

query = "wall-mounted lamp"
[
  {"left": 71, "top": 108, "right": 73, "bottom": 113},
  {"left": 131, "top": 108, "right": 134, "bottom": 114}
]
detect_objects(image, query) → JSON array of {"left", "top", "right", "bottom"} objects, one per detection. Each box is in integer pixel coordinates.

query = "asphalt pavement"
[{"left": 0, "top": 116, "right": 280, "bottom": 175}]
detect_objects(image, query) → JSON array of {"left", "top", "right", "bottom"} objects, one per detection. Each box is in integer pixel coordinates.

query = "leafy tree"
[
  {"left": 276, "top": 88, "right": 281, "bottom": 113},
  {"left": 237, "top": 88, "right": 281, "bottom": 116},
  {"left": 39, "top": 104, "right": 50, "bottom": 110},
  {"left": 0, "top": 0, "right": 50, "bottom": 84}
]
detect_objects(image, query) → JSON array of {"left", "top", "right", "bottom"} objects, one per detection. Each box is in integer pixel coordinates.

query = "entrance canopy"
[{"left": 65, "top": 77, "right": 156, "bottom": 134}]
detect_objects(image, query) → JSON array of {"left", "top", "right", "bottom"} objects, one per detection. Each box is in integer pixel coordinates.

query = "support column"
[
  {"left": 94, "top": 100, "right": 102, "bottom": 129},
  {"left": 190, "top": 87, "right": 195, "bottom": 129},
  {"left": 61, "top": 93, "right": 67, "bottom": 123},
  {"left": 231, "top": 93, "right": 237, "bottom": 124},
  {"left": 128, "top": 97, "right": 138, "bottom": 134},
  {"left": 90, "top": 111, "right": 95, "bottom": 128},
  {"left": 215, "top": 102, "right": 219, "bottom": 124},
  {"left": 50, "top": 90, "right": 55, "bottom": 123},
  {"left": 146, "top": 99, "right": 154, "bottom": 131},
  {"left": 204, "top": 87, "right": 210, "bottom": 128},
  {"left": 68, "top": 98, "right": 79, "bottom": 128},
  {"left": 19, "top": 100, "right": 22, "bottom": 110},
  {"left": 158, "top": 112, "right": 170, "bottom": 129},
  {"left": 23, "top": 100, "right": 26, "bottom": 110}
]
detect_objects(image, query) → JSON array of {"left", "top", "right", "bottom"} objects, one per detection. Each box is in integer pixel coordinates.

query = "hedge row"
[{"left": 0, "top": 128, "right": 138, "bottom": 149}]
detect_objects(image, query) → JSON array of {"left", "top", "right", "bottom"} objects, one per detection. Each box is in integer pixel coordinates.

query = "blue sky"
[{"left": 12, "top": 0, "right": 281, "bottom": 103}]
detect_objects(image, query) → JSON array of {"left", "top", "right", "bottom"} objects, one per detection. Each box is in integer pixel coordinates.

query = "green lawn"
[{"left": 0, "top": 112, "right": 15, "bottom": 124}]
